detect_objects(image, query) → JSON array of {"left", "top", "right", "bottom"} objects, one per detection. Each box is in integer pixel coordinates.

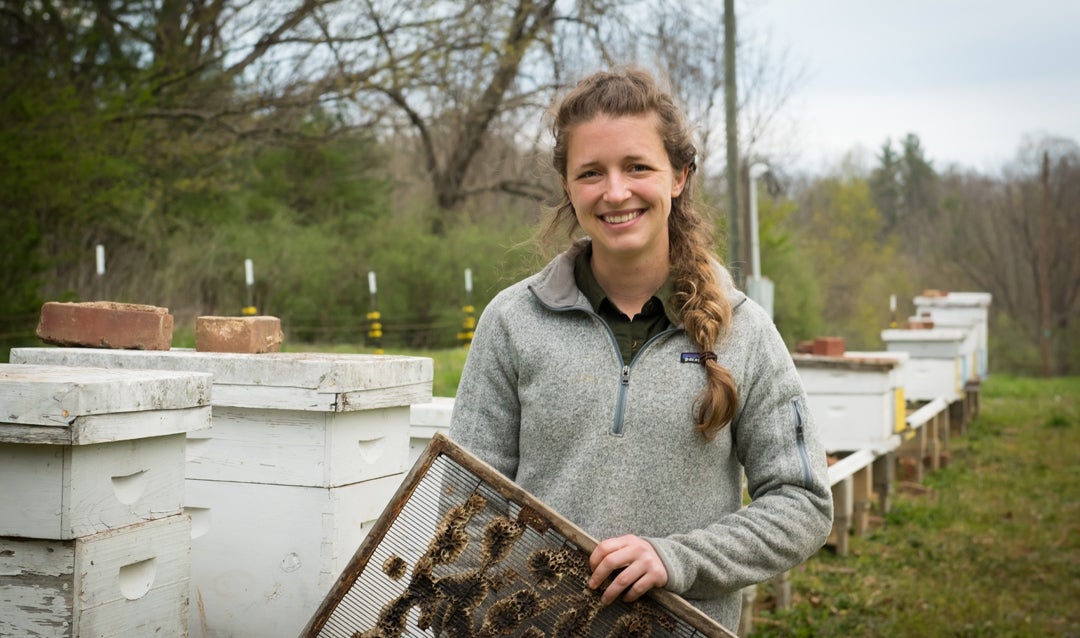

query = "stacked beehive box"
[
  {"left": 791, "top": 352, "right": 908, "bottom": 453},
  {"left": 0, "top": 364, "right": 211, "bottom": 637},
  {"left": 913, "top": 292, "right": 992, "bottom": 379},
  {"left": 880, "top": 328, "right": 968, "bottom": 402},
  {"left": 10, "top": 348, "right": 433, "bottom": 638}
]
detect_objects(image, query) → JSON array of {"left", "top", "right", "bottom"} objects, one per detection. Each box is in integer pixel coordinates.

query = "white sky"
[{"left": 742, "top": 0, "right": 1080, "bottom": 174}]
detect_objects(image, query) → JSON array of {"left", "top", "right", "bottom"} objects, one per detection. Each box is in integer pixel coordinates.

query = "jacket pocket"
[{"left": 790, "top": 397, "right": 813, "bottom": 487}]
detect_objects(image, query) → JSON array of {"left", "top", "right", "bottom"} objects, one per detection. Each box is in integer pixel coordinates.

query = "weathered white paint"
[
  {"left": 185, "top": 405, "right": 410, "bottom": 487},
  {"left": 0, "top": 433, "right": 188, "bottom": 540},
  {"left": 8, "top": 348, "right": 436, "bottom": 638},
  {"left": 0, "top": 363, "right": 211, "bottom": 429},
  {"left": 184, "top": 474, "right": 401, "bottom": 638},
  {"left": 0, "top": 405, "right": 210, "bottom": 446},
  {"left": 0, "top": 514, "right": 190, "bottom": 637},
  {"left": 9, "top": 348, "right": 433, "bottom": 411}
]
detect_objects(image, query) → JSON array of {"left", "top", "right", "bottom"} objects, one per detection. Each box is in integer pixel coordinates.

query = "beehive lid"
[
  {"left": 10, "top": 348, "right": 433, "bottom": 411},
  {"left": 880, "top": 328, "right": 968, "bottom": 343},
  {"left": 791, "top": 352, "right": 903, "bottom": 371},
  {"left": 913, "top": 292, "right": 992, "bottom": 308},
  {"left": 0, "top": 364, "right": 211, "bottom": 441}
]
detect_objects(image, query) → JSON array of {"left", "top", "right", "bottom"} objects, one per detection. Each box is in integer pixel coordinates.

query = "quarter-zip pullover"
[{"left": 450, "top": 238, "right": 833, "bottom": 631}]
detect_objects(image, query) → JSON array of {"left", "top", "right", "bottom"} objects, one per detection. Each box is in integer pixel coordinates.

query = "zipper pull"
[
  {"left": 793, "top": 399, "right": 806, "bottom": 439},
  {"left": 622, "top": 365, "right": 630, "bottom": 387}
]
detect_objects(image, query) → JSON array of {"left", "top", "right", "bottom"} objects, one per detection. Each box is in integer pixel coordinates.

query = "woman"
[{"left": 449, "top": 67, "right": 832, "bottom": 631}]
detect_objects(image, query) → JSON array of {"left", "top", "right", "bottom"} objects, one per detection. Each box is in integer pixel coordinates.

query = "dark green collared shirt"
[{"left": 574, "top": 247, "right": 681, "bottom": 364}]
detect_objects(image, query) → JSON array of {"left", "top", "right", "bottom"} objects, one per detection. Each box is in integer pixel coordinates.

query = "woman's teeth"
[{"left": 603, "top": 210, "right": 642, "bottom": 224}]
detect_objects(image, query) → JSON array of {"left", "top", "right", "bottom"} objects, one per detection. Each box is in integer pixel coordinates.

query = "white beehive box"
[
  {"left": 792, "top": 353, "right": 907, "bottom": 452},
  {"left": 880, "top": 328, "right": 967, "bottom": 401},
  {"left": 184, "top": 474, "right": 401, "bottom": 638},
  {"left": 10, "top": 348, "right": 432, "bottom": 488},
  {"left": 914, "top": 292, "right": 992, "bottom": 378},
  {"left": 10, "top": 348, "right": 433, "bottom": 412},
  {"left": 9, "top": 348, "right": 433, "bottom": 638},
  {"left": 0, "top": 364, "right": 211, "bottom": 539},
  {"left": 185, "top": 405, "right": 410, "bottom": 486},
  {"left": 0, "top": 514, "right": 192, "bottom": 637},
  {"left": 408, "top": 396, "right": 454, "bottom": 465}
]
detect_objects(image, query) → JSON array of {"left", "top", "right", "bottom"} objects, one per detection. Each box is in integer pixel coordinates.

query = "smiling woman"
[
  {"left": 448, "top": 67, "right": 834, "bottom": 633},
  {"left": 561, "top": 113, "right": 687, "bottom": 317}
]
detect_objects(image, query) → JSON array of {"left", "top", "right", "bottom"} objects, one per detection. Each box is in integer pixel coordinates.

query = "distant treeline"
[{"left": 2, "top": 2, "right": 1077, "bottom": 374}]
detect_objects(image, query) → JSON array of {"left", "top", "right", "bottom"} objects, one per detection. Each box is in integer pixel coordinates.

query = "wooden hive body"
[
  {"left": 303, "top": 433, "right": 736, "bottom": 638},
  {"left": 9, "top": 347, "right": 432, "bottom": 637},
  {"left": 792, "top": 353, "right": 908, "bottom": 453}
]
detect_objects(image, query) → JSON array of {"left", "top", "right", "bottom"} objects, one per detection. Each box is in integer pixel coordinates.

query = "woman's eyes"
[{"left": 577, "top": 164, "right": 652, "bottom": 179}]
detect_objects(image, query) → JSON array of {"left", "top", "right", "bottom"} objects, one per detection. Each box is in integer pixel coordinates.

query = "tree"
[
  {"left": 869, "top": 133, "right": 939, "bottom": 243},
  {"left": 935, "top": 135, "right": 1080, "bottom": 374},
  {"left": 869, "top": 139, "right": 903, "bottom": 235},
  {"left": 789, "top": 158, "right": 910, "bottom": 349}
]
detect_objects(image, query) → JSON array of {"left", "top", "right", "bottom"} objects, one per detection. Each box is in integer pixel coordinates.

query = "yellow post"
[
  {"left": 366, "top": 310, "right": 383, "bottom": 355},
  {"left": 458, "top": 305, "right": 475, "bottom": 348}
]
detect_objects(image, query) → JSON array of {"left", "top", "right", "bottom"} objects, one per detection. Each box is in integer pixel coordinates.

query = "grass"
[{"left": 749, "top": 375, "right": 1080, "bottom": 638}]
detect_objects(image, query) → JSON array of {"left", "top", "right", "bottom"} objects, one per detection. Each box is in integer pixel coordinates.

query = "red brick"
[
  {"left": 36, "top": 301, "right": 174, "bottom": 350},
  {"left": 196, "top": 316, "right": 283, "bottom": 354},
  {"left": 811, "top": 336, "right": 846, "bottom": 357}
]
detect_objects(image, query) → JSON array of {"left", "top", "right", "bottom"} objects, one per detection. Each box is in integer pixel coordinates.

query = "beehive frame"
[{"left": 301, "top": 433, "right": 736, "bottom": 638}]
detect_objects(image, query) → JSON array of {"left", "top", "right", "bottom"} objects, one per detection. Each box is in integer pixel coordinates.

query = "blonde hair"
[{"left": 543, "top": 67, "right": 738, "bottom": 439}]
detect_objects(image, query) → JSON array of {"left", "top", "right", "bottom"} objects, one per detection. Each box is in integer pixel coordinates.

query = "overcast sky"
[{"left": 741, "top": 0, "right": 1080, "bottom": 174}]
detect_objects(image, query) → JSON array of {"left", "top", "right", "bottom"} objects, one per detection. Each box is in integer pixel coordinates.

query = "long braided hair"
[{"left": 541, "top": 67, "right": 738, "bottom": 439}]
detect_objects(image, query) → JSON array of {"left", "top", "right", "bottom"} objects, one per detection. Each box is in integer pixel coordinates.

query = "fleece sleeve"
[{"left": 649, "top": 311, "right": 834, "bottom": 598}]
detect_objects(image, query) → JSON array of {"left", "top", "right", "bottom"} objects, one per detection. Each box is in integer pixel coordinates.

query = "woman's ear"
[{"left": 671, "top": 166, "right": 689, "bottom": 198}]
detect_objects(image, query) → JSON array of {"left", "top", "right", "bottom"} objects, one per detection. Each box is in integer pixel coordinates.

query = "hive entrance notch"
[{"left": 301, "top": 432, "right": 736, "bottom": 638}]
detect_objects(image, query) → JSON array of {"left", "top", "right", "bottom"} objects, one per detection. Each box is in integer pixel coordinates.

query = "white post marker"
[
  {"left": 95, "top": 244, "right": 106, "bottom": 276},
  {"left": 368, "top": 271, "right": 377, "bottom": 296},
  {"left": 748, "top": 163, "right": 769, "bottom": 279},
  {"left": 243, "top": 258, "right": 256, "bottom": 314}
]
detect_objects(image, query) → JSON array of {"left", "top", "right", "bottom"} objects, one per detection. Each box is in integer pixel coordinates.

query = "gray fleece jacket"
[{"left": 450, "top": 240, "right": 833, "bottom": 631}]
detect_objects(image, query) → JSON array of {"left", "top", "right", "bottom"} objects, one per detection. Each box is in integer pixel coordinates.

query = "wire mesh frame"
[{"left": 301, "top": 433, "right": 736, "bottom": 638}]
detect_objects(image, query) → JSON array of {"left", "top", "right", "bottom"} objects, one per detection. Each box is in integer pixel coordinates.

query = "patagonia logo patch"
[{"left": 681, "top": 351, "right": 718, "bottom": 364}]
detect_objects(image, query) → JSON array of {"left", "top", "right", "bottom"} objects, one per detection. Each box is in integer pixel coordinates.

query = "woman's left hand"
[{"left": 587, "top": 534, "right": 669, "bottom": 604}]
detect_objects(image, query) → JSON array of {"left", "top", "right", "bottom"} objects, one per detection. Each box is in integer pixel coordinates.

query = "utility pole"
[
  {"left": 723, "top": 0, "right": 741, "bottom": 287},
  {"left": 1039, "top": 151, "right": 1051, "bottom": 377}
]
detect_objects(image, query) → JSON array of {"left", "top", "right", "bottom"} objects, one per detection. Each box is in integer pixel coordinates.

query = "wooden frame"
[{"left": 301, "top": 433, "right": 736, "bottom": 638}]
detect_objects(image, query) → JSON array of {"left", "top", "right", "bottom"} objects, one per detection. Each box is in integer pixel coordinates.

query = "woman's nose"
[{"left": 603, "top": 172, "right": 629, "bottom": 202}]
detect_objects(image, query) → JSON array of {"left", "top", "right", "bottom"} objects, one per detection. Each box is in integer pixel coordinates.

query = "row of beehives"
[
  {"left": 0, "top": 290, "right": 989, "bottom": 637},
  {"left": 1, "top": 347, "right": 434, "bottom": 638},
  {"left": 792, "top": 291, "right": 990, "bottom": 455}
]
